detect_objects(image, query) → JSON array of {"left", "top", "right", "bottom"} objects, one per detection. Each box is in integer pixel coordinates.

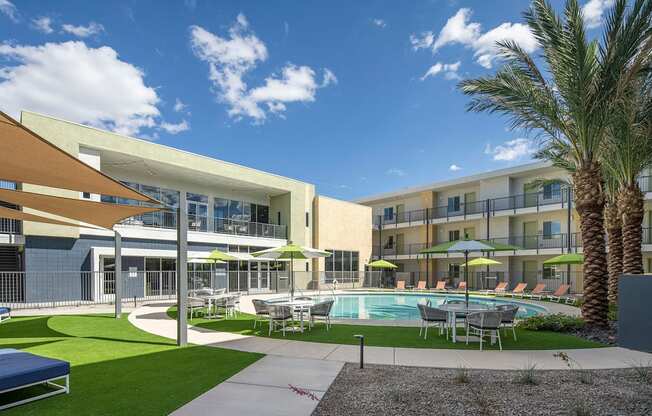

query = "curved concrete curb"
[{"left": 130, "top": 301, "right": 652, "bottom": 370}]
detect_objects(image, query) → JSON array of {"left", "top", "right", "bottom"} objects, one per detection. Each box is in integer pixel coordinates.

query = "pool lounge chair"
[
  {"left": 396, "top": 280, "right": 406, "bottom": 290},
  {"left": 0, "top": 307, "right": 10, "bottom": 323},
  {"left": 548, "top": 284, "right": 571, "bottom": 303},
  {"left": 0, "top": 348, "right": 70, "bottom": 410},
  {"left": 505, "top": 282, "right": 527, "bottom": 298},
  {"left": 524, "top": 283, "right": 548, "bottom": 300},
  {"left": 434, "top": 280, "right": 447, "bottom": 291},
  {"left": 492, "top": 281, "right": 509, "bottom": 295},
  {"left": 456, "top": 281, "right": 467, "bottom": 291},
  {"left": 415, "top": 281, "right": 427, "bottom": 291}
]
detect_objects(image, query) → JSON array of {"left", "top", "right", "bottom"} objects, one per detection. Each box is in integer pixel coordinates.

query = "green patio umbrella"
[
  {"left": 460, "top": 257, "right": 502, "bottom": 267},
  {"left": 543, "top": 253, "right": 584, "bottom": 265},
  {"left": 368, "top": 259, "right": 398, "bottom": 269},
  {"left": 251, "top": 242, "right": 331, "bottom": 301},
  {"left": 421, "top": 239, "right": 519, "bottom": 306},
  {"left": 207, "top": 249, "right": 239, "bottom": 262}
]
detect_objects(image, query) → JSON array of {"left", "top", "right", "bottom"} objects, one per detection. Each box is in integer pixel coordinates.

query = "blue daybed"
[
  {"left": 0, "top": 307, "right": 9, "bottom": 322},
  {"left": 0, "top": 348, "right": 70, "bottom": 410}
]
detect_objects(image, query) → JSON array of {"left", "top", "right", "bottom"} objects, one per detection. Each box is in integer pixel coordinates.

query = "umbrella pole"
[
  {"left": 290, "top": 252, "right": 294, "bottom": 301},
  {"left": 464, "top": 251, "right": 469, "bottom": 307}
]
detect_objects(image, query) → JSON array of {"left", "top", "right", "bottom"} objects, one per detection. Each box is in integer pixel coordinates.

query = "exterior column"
[
  {"left": 177, "top": 192, "right": 188, "bottom": 347},
  {"left": 114, "top": 230, "right": 122, "bottom": 319}
]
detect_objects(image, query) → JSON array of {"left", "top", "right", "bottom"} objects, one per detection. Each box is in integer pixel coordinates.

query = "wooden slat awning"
[
  {"left": 0, "top": 188, "right": 160, "bottom": 229},
  {"left": 0, "top": 111, "right": 157, "bottom": 203},
  {"left": 0, "top": 205, "right": 91, "bottom": 228}
]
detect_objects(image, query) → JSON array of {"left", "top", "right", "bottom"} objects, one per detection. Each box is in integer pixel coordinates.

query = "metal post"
[
  {"left": 354, "top": 335, "right": 364, "bottom": 369},
  {"left": 566, "top": 186, "right": 572, "bottom": 285},
  {"left": 425, "top": 208, "right": 429, "bottom": 288},
  {"left": 177, "top": 192, "right": 188, "bottom": 347},
  {"left": 114, "top": 230, "right": 122, "bottom": 319},
  {"left": 464, "top": 251, "right": 469, "bottom": 306}
]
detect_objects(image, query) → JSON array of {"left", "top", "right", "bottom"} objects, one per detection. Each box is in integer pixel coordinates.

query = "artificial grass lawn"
[
  {"left": 0, "top": 314, "right": 262, "bottom": 415},
  {"left": 167, "top": 307, "right": 604, "bottom": 350}
]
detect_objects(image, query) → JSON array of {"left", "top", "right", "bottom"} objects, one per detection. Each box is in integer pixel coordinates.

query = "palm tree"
[
  {"left": 602, "top": 71, "right": 652, "bottom": 277},
  {"left": 459, "top": 0, "right": 652, "bottom": 327},
  {"left": 603, "top": 175, "right": 623, "bottom": 304}
]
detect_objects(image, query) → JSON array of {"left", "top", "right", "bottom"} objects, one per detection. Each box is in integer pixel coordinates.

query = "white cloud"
[
  {"left": 449, "top": 164, "right": 462, "bottom": 171},
  {"left": 62, "top": 22, "right": 104, "bottom": 38},
  {"left": 0, "top": 0, "right": 18, "bottom": 22},
  {"left": 411, "top": 8, "right": 538, "bottom": 69},
  {"left": 160, "top": 119, "right": 190, "bottom": 134},
  {"left": 0, "top": 41, "right": 161, "bottom": 136},
  {"left": 386, "top": 168, "right": 407, "bottom": 177},
  {"left": 420, "top": 61, "right": 461, "bottom": 81},
  {"left": 372, "top": 18, "right": 386, "bottom": 28},
  {"left": 582, "top": 0, "right": 615, "bottom": 29},
  {"left": 32, "top": 17, "right": 54, "bottom": 34},
  {"left": 484, "top": 138, "right": 535, "bottom": 161},
  {"left": 173, "top": 98, "right": 189, "bottom": 113},
  {"left": 190, "top": 14, "right": 334, "bottom": 122}
]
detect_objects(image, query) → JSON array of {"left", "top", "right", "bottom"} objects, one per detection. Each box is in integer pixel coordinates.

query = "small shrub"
[
  {"left": 554, "top": 352, "right": 592, "bottom": 384},
  {"left": 454, "top": 365, "right": 470, "bottom": 384},
  {"left": 515, "top": 362, "right": 539, "bottom": 385},
  {"left": 517, "top": 313, "right": 585, "bottom": 332},
  {"left": 628, "top": 361, "right": 651, "bottom": 383},
  {"left": 608, "top": 303, "right": 618, "bottom": 321},
  {"left": 571, "top": 401, "right": 592, "bottom": 416}
]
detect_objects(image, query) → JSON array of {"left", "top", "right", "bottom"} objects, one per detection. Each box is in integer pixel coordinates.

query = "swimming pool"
[{"left": 273, "top": 293, "right": 547, "bottom": 321}]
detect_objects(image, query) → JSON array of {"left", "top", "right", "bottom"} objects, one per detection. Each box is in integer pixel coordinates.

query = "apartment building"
[
  {"left": 0, "top": 111, "right": 371, "bottom": 306},
  {"left": 357, "top": 162, "right": 652, "bottom": 293}
]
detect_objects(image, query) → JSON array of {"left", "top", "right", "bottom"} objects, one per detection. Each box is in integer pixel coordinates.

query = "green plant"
[
  {"left": 515, "top": 362, "right": 539, "bottom": 385},
  {"left": 454, "top": 365, "right": 470, "bottom": 384},
  {"left": 571, "top": 402, "right": 592, "bottom": 416},
  {"left": 554, "top": 351, "right": 593, "bottom": 384},
  {"left": 628, "top": 361, "right": 651, "bottom": 383},
  {"left": 608, "top": 303, "right": 618, "bottom": 322},
  {"left": 518, "top": 313, "right": 585, "bottom": 332}
]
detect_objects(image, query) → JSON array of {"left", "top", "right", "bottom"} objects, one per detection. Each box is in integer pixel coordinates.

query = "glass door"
[{"left": 249, "top": 261, "right": 259, "bottom": 290}]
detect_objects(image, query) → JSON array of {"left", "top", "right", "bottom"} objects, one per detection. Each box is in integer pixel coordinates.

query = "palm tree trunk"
[
  {"left": 619, "top": 183, "right": 645, "bottom": 274},
  {"left": 604, "top": 200, "right": 622, "bottom": 304},
  {"left": 573, "top": 164, "right": 608, "bottom": 327}
]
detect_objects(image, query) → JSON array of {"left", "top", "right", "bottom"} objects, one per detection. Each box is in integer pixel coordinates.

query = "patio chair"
[
  {"left": 295, "top": 296, "right": 313, "bottom": 301},
  {"left": 0, "top": 307, "right": 10, "bottom": 323},
  {"left": 457, "top": 281, "right": 467, "bottom": 291},
  {"left": 417, "top": 303, "right": 448, "bottom": 339},
  {"left": 548, "top": 284, "right": 570, "bottom": 302},
  {"left": 225, "top": 295, "right": 238, "bottom": 318},
  {"left": 496, "top": 304, "right": 518, "bottom": 341},
  {"left": 415, "top": 281, "right": 427, "bottom": 291},
  {"left": 524, "top": 283, "right": 548, "bottom": 300},
  {"left": 252, "top": 299, "right": 270, "bottom": 328},
  {"left": 434, "top": 280, "right": 447, "bottom": 291},
  {"left": 466, "top": 311, "right": 503, "bottom": 351},
  {"left": 268, "top": 305, "right": 294, "bottom": 336},
  {"left": 309, "top": 299, "right": 335, "bottom": 331},
  {"left": 187, "top": 297, "right": 205, "bottom": 319},
  {"left": 492, "top": 281, "right": 509, "bottom": 295},
  {"left": 505, "top": 282, "right": 527, "bottom": 298},
  {"left": 396, "top": 280, "right": 406, "bottom": 290}
]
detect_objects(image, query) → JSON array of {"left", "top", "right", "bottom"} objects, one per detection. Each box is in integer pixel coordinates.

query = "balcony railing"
[
  {"left": 0, "top": 217, "right": 21, "bottom": 235},
  {"left": 120, "top": 210, "right": 287, "bottom": 239},
  {"left": 639, "top": 176, "right": 652, "bottom": 193},
  {"left": 644, "top": 227, "right": 651, "bottom": 245}
]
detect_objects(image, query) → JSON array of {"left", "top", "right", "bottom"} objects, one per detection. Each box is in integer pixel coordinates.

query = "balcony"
[
  {"left": 0, "top": 218, "right": 21, "bottom": 235},
  {"left": 640, "top": 176, "right": 652, "bottom": 193},
  {"left": 119, "top": 210, "right": 287, "bottom": 239}
]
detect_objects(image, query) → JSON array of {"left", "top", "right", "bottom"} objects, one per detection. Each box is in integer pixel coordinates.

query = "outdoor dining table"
[
  {"left": 438, "top": 303, "right": 492, "bottom": 343},
  {"left": 202, "top": 293, "right": 231, "bottom": 319},
  {"left": 273, "top": 299, "right": 313, "bottom": 333}
]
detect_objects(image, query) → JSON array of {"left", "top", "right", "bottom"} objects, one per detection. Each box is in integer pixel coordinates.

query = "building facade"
[
  {"left": 0, "top": 112, "right": 371, "bottom": 306},
  {"left": 357, "top": 163, "right": 652, "bottom": 293}
]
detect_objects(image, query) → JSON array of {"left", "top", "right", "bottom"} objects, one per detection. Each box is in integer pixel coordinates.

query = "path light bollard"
[{"left": 354, "top": 335, "right": 364, "bottom": 369}]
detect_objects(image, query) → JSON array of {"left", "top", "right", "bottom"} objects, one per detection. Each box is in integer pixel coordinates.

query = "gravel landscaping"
[{"left": 313, "top": 363, "right": 652, "bottom": 416}]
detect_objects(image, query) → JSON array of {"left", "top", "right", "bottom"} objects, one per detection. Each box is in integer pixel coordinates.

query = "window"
[
  {"left": 543, "top": 221, "right": 561, "bottom": 239},
  {"left": 543, "top": 265, "right": 557, "bottom": 279},
  {"left": 385, "top": 235, "right": 394, "bottom": 249},
  {"left": 383, "top": 207, "right": 394, "bottom": 221},
  {"left": 305, "top": 262, "right": 309, "bottom": 272},
  {"left": 543, "top": 182, "right": 561, "bottom": 200},
  {"left": 449, "top": 230, "right": 460, "bottom": 241},
  {"left": 448, "top": 263, "right": 460, "bottom": 278},
  {"left": 325, "top": 249, "right": 359, "bottom": 275},
  {"left": 306, "top": 212, "right": 309, "bottom": 227},
  {"left": 214, "top": 198, "right": 229, "bottom": 219},
  {"left": 448, "top": 196, "right": 460, "bottom": 212},
  {"left": 257, "top": 205, "right": 269, "bottom": 224},
  {"left": 277, "top": 211, "right": 281, "bottom": 225},
  {"left": 102, "top": 257, "right": 116, "bottom": 294},
  {"left": 463, "top": 227, "right": 475, "bottom": 240},
  {"left": 82, "top": 192, "right": 90, "bottom": 199}
]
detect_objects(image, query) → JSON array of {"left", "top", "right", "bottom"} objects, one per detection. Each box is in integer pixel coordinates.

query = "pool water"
[{"left": 277, "top": 293, "right": 546, "bottom": 320}]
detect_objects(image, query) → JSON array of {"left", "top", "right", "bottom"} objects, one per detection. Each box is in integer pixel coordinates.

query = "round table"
[
  {"left": 202, "top": 293, "right": 231, "bottom": 319},
  {"left": 438, "top": 303, "right": 491, "bottom": 343},
  {"left": 273, "top": 300, "right": 313, "bottom": 333}
]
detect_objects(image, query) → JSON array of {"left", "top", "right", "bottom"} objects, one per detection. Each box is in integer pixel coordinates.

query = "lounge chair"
[
  {"left": 417, "top": 304, "right": 448, "bottom": 339},
  {"left": 496, "top": 304, "right": 518, "bottom": 341},
  {"left": 252, "top": 299, "right": 270, "bottom": 328},
  {"left": 415, "top": 281, "right": 427, "bottom": 291},
  {"left": 466, "top": 311, "right": 503, "bottom": 351},
  {"left": 524, "top": 283, "right": 548, "bottom": 300},
  {"left": 309, "top": 299, "right": 334, "bottom": 331},
  {"left": 492, "top": 281, "right": 509, "bottom": 295},
  {"left": 457, "top": 281, "right": 467, "bottom": 291},
  {"left": 548, "top": 284, "right": 571, "bottom": 302},
  {"left": 505, "top": 282, "right": 527, "bottom": 298},
  {"left": 434, "top": 280, "right": 447, "bottom": 291},
  {"left": 0, "top": 348, "right": 70, "bottom": 410},
  {"left": 268, "top": 305, "right": 294, "bottom": 336},
  {"left": 396, "top": 280, "right": 406, "bottom": 290},
  {"left": 0, "top": 307, "right": 10, "bottom": 323}
]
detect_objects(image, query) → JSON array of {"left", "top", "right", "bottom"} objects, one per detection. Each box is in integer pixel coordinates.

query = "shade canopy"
[
  {"left": 0, "top": 188, "right": 160, "bottom": 229},
  {"left": 420, "top": 239, "right": 519, "bottom": 254},
  {"left": 250, "top": 244, "right": 331, "bottom": 260},
  {"left": 0, "top": 112, "right": 157, "bottom": 203},
  {"left": 206, "top": 249, "right": 239, "bottom": 262},
  {"left": 460, "top": 258, "right": 502, "bottom": 267},
  {"left": 543, "top": 253, "right": 584, "bottom": 265},
  {"left": 0, "top": 205, "right": 91, "bottom": 228},
  {"left": 188, "top": 258, "right": 225, "bottom": 264},
  {"left": 368, "top": 259, "right": 398, "bottom": 269}
]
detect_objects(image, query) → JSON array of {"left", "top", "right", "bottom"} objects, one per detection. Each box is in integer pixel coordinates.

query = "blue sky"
[{"left": 0, "top": 0, "right": 613, "bottom": 200}]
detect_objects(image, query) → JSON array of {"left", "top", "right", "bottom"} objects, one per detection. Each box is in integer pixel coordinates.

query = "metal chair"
[
  {"left": 417, "top": 303, "right": 448, "bottom": 339},
  {"left": 309, "top": 300, "right": 334, "bottom": 331},
  {"left": 251, "top": 299, "right": 270, "bottom": 328},
  {"left": 466, "top": 311, "right": 503, "bottom": 351},
  {"left": 187, "top": 297, "right": 205, "bottom": 319},
  {"left": 268, "top": 305, "right": 294, "bottom": 336},
  {"left": 496, "top": 304, "right": 519, "bottom": 341}
]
